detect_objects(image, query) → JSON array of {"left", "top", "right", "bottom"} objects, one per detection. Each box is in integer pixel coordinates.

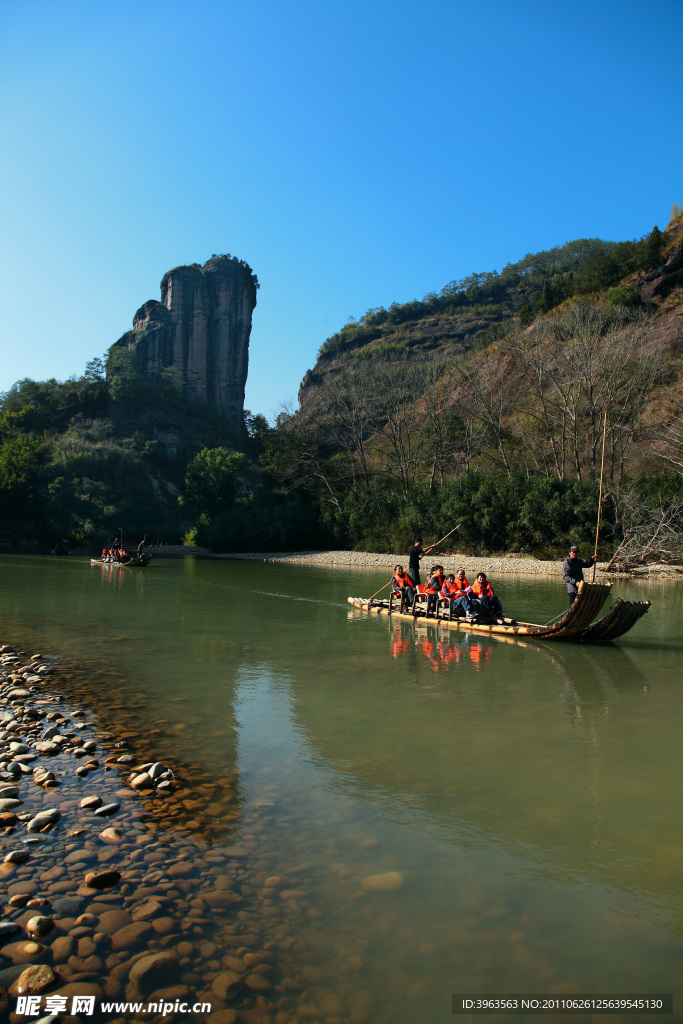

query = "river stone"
[
  {"left": 84, "top": 869, "right": 121, "bottom": 890},
  {"left": 360, "top": 871, "right": 404, "bottom": 892},
  {"left": 167, "top": 861, "right": 193, "bottom": 878},
  {"left": 50, "top": 936, "right": 74, "bottom": 961},
  {"left": 148, "top": 763, "right": 166, "bottom": 781},
  {"left": 131, "top": 773, "right": 153, "bottom": 789},
  {"left": 150, "top": 917, "right": 175, "bottom": 935},
  {"left": 34, "top": 742, "right": 61, "bottom": 756},
  {"left": 211, "top": 970, "right": 242, "bottom": 1000},
  {"left": 4, "top": 850, "right": 29, "bottom": 864},
  {"left": 0, "top": 798, "right": 21, "bottom": 812},
  {"left": 77, "top": 936, "right": 97, "bottom": 959},
  {"left": 201, "top": 890, "right": 241, "bottom": 909},
  {"left": 47, "top": 981, "right": 103, "bottom": 1002},
  {"left": 27, "top": 809, "right": 60, "bottom": 833},
  {"left": 96, "top": 909, "right": 131, "bottom": 935},
  {"left": 51, "top": 896, "right": 84, "bottom": 916},
  {"left": 111, "top": 921, "right": 152, "bottom": 952},
  {"left": 245, "top": 973, "right": 270, "bottom": 991},
  {"left": 131, "top": 900, "right": 162, "bottom": 922},
  {"left": 10, "top": 964, "right": 56, "bottom": 996},
  {"left": 99, "top": 826, "right": 123, "bottom": 844},
  {"left": 94, "top": 803, "right": 120, "bottom": 817},
  {"left": 128, "top": 950, "right": 179, "bottom": 992},
  {"left": 79, "top": 795, "right": 102, "bottom": 810},
  {"left": 0, "top": 812, "right": 17, "bottom": 826},
  {"left": 0, "top": 922, "right": 21, "bottom": 946},
  {"left": 26, "top": 917, "right": 55, "bottom": 941},
  {"left": 0, "top": 941, "right": 48, "bottom": 964},
  {"left": 0, "top": 785, "right": 19, "bottom": 798}
]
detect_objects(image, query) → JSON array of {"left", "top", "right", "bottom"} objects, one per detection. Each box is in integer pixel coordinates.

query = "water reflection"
[
  {"left": 0, "top": 555, "right": 680, "bottom": 1018},
  {"left": 390, "top": 621, "right": 493, "bottom": 669}
]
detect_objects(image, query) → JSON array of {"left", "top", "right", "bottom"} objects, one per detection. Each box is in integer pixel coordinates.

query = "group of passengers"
[
  {"left": 101, "top": 546, "right": 129, "bottom": 563},
  {"left": 391, "top": 563, "right": 504, "bottom": 622}
]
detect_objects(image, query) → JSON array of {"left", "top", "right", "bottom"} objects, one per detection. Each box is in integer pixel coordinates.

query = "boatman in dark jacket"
[
  {"left": 562, "top": 545, "right": 597, "bottom": 605},
  {"left": 408, "top": 537, "right": 424, "bottom": 585}
]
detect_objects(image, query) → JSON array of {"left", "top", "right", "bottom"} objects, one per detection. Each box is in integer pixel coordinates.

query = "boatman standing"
[
  {"left": 408, "top": 537, "right": 425, "bottom": 585},
  {"left": 562, "top": 545, "right": 597, "bottom": 606}
]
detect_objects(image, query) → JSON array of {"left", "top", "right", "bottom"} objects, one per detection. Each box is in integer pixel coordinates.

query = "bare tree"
[
  {"left": 372, "top": 362, "right": 431, "bottom": 494},
  {"left": 605, "top": 487, "right": 683, "bottom": 571}
]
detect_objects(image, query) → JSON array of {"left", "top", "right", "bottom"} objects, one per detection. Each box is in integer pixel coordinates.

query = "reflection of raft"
[
  {"left": 90, "top": 554, "right": 151, "bottom": 568},
  {"left": 347, "top": 581, "right": 650, "bottom": 644}
]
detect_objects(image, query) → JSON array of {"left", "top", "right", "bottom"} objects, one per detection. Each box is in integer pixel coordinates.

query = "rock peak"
[{"left": 113, "top": 256, "right": 258, "bottom": 431}]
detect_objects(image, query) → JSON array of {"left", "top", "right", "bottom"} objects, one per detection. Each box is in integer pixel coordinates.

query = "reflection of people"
[
  {"left": 471, "top": 573, "right": 503, "bottom": 619},
  {"left": 562, "top": 545, "right": 597, "bottom": 605}
]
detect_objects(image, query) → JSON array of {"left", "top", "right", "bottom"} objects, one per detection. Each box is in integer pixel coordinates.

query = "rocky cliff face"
[{"left": 113, "top": 256, "right": 257, "bottom": 431}]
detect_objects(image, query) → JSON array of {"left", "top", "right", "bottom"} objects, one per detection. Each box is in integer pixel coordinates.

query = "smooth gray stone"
[
  {"left": 4, "top": 849, "right": 30, "bottom": 864},
  {"left": 51, "top": 896, "right": 85, "bottom": 915},
  {"left": 94, "top": 803, "right": 121, "bottom": 817},
  {"left": 0, "top": 921, "right": 21, "bottom": 943}
]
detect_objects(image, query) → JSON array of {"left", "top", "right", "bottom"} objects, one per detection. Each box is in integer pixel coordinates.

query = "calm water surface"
[{"left": 0, "top": 554, "right": 681, "bottom": 1022}]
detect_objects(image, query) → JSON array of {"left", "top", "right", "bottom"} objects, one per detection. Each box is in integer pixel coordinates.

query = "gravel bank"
[{"left": 149, "top": 547, "right": 683, "bottom": 579}]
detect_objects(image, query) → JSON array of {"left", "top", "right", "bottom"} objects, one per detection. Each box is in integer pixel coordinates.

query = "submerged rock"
[
  {"left": 360, "top": 871, "right": 405, "bottom": 891},
  {"left": 84, "top": 869, "right": 121, "bottom": 890}
]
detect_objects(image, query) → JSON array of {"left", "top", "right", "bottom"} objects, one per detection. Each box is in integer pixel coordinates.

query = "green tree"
[
  {"left": 106, "top": 348, "right": 149, "bottom": 406},
  {"left": 179, "top": 448, "right": 246, "bottom": 521}
]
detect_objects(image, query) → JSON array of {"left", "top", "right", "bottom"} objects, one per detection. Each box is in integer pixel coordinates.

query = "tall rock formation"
[{"left": 113, "top": 255, "right": 258, "bottom": 431}]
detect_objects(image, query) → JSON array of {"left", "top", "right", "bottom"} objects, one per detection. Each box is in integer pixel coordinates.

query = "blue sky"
[{"left": 1, "top": 0, "right": 681, "bottom": 420}]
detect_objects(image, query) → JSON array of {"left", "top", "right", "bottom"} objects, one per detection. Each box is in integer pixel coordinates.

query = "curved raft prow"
[{"left": 347, "top": 581, "right": 651, "bottom": 644}]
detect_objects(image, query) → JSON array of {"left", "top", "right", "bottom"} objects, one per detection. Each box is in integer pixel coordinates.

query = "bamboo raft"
[
  {"left": 348, "top": 581, "right": 650, "bottom": 644},
  {"left": 90, "top": 554, "right": 151, "bottom": 568}
]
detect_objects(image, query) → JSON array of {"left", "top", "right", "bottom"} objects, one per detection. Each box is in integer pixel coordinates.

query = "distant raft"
[
  {"left": 347, "top": 581, "right": 650, "bottom": 644},
  {"left": 90, "top": 554, "right": 152, "bottom": 568}
]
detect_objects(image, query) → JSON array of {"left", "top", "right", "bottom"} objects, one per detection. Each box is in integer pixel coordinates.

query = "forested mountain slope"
[{"left": 259, "top": 210, "right": 683, "bottom": 561}]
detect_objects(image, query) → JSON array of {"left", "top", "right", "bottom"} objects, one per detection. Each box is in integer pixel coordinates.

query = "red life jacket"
[
  {"left": 393, "top": 571, "right": 415, "bottom": 589},
  {"left": 426, "top": 571, "right": 445, "bottom": 594},
  {"left": 472, "top": 580, "right": 494, "bottom": 598}
]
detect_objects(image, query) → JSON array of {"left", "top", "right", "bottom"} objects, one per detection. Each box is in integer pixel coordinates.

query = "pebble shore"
[
  {"left": 0, "top": 644, "right": 405, "bottom": 1024},
  {"left": 151, "top": 547, "right": 683, "bottom": 579}
]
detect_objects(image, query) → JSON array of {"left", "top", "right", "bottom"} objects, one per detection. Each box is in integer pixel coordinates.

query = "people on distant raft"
[
  {"left": 137, "top": 535, "right": 147, "bottom": 559},
  {"left": 562, "top": 544, "right": 597, "bottom": 606},
  {"left": 471, "top": 572, "right": 504, "bottom": 620},
  {"left": 392, "top": 565, "right": 416, "bottom": 608},
  {"left": 441, "top": 572, "right": 473, "bottom": 618}
]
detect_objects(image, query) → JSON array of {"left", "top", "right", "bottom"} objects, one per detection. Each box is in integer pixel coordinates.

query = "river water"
[{"left": 0, "top": 554, "right": 681, "bottom": 1023}]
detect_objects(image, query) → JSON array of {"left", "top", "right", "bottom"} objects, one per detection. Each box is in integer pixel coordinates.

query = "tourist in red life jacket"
[
  {"left": 391, "top": 565, "right": 416, "bottom": 607},
  {"left": 425, "top": 565, "right": 446, "bottom": 613},
  {"left": 471, "top": 572, "right": 504, "bottom": 620},
  {"left": 441, "top": 572, "right": 474, "bottom": 618}
]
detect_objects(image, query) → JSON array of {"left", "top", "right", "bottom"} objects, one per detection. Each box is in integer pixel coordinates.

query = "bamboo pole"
[
  {"left": 367, "top": 579, "right": 394, "bottom": 602},
  {"left": 592, "top": 411, "right": 608, "bottom": 583},
  {"left": 366, "top": 523, "right": 460, "bottom": 601},
  {"left": 424, "top": 523, "right": 461, "bottom": 554}
]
